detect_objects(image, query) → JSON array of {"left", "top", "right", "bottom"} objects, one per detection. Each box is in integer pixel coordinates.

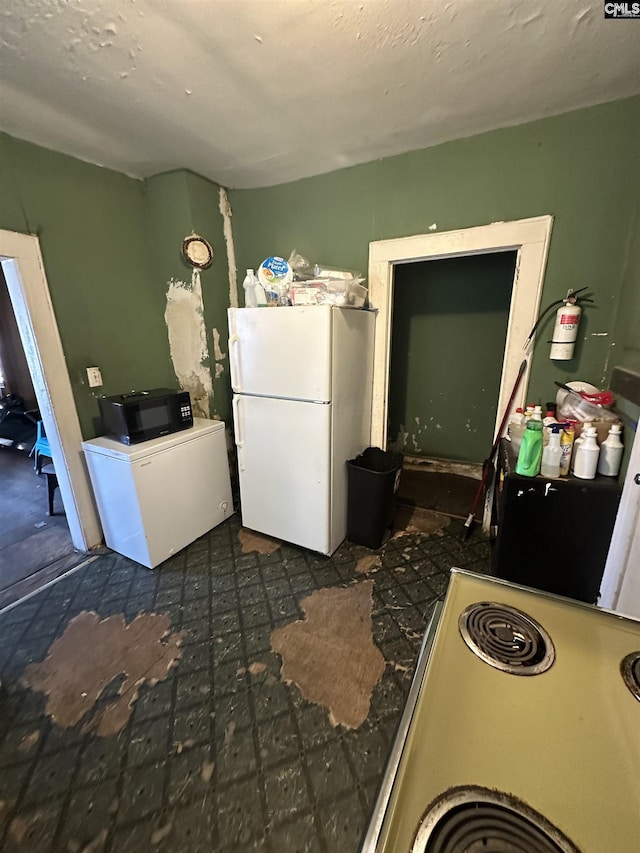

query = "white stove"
[{"left": 363, "top": 569, "right": 640, "bottom": 853}]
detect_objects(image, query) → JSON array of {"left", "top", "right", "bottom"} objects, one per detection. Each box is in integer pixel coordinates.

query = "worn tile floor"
[{"left": 0, "top": 513, "right": 491, "bottom": 852}]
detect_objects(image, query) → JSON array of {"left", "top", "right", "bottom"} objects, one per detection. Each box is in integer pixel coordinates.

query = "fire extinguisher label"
[{"left": 560, "top": 313, "right": 580, "bottom": 328}]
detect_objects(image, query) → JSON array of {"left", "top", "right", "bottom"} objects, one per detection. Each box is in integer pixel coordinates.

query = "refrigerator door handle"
[
  {"left": 229, "top": 333, "right": 241, "bottom": 392},
  {"left": 232, "top": 396, "right": 245, "bottom": 471}
]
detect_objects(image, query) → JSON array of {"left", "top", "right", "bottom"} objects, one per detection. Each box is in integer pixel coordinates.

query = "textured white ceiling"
[{"left": 1, "top": 0, "right": 638, "bottom": 188}]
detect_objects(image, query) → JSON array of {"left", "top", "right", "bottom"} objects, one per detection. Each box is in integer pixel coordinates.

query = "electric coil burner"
[
  {"left": 621, "top": 650, "right": 640, "bottom": 702},
  {"left": 362, "top": 569, "right": 640, "bottom": 853},
  {"left": 412, "top": 787, "right": 580, "bottom": 853},
  {"left": 458, "top": 602, "right": 555, "bottom": 675}
]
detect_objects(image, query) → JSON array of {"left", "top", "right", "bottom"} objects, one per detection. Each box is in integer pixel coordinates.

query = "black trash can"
[{"left": 347, "top": 447, "right": 403, "bottom": 549}]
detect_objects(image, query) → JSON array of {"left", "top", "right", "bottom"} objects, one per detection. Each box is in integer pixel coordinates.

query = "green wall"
[
  {"left": 389, "top": 252, "right": 516, "bottom": 462},
  {"left": 610, "top": 189, "right": 640, "bottom": 473},
  {"left": 229, "top": 97, "right": 640, "bottom": 449},
  {"left": 0, "top": 133, "right": 163, "bottom": 436},
  {"left": 612, "top": 199, "right": 640, "bottom": 370},
  {"left": 1, "top": 96, "right": 638, "bottom": 456},
  {"left": 0, "top": 135, "right": 231, "bottom": 437}
]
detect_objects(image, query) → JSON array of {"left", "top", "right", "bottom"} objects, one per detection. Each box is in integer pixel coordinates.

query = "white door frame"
[
  {"left": 599, "top": 427, "right": 640, "bottom": 618},
  {"left": 1, "top": 229, "right": 102, "bottom": 551},
  {"left": 368, "top": 215, "right": 554, "bottom": 448}
]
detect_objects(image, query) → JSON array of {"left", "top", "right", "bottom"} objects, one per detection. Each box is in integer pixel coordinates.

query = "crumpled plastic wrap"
[{"left": 287, "top": 249, "right": 368, "bottom": 307}]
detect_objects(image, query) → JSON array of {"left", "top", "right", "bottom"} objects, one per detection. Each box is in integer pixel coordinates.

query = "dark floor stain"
[
  {"left": 21, "top": 610, "right": 185, "bottom": 736},
  {"left": 394, "top": 505, "right": 452, "bottom": 537},
  {"left": 270, "top": 581, "right": 385, "bottom": 729},
  {"left": 356, "top": 554, "right": 382, "bottom": 575},
  {"left": 238, "top": 527, "right": 282, "bottom": 555}
]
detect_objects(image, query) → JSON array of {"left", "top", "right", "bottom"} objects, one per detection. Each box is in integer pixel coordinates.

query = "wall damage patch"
[
  {"left": 21, "top": 611, "right": 185, "bottom": 737},
  {"left": 271, "top": 581, "right": 385, "bottom": 729},
  {"left": 219, "top": 188, "right": 238, "bottom": 309},
  {"left": 212, "top": 327, "right": 226, "bottom": 380},
  {"left": 165, "top": 271, "right": 213, "bottom": 419}
]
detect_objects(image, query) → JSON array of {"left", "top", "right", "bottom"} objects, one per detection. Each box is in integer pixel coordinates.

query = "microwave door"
[{"left": 130, "top": 399, "right": 169, "bottom": 442}]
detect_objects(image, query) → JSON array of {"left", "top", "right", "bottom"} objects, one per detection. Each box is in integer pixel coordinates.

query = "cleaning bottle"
[
  {"left": 253, "top": 271, "right": 268, "bottom": 307},
  {"left": 515, "top": 418, "right": 543, "bottom": 477},
  {"left": 597, "top": 423, "right": 624, "bottom": 477},
  {"left": 540, "top": 425, "right": 562, "bottom": 479},
  {"left": 511, "top": 407, "right": 525, "bottom": 425},
  {"left": 558, "top": 421, "right": 576, "bottom": 477},
  {"left": 508, "top": 407, "right": 526, "bottom": 453},
  {"left": 243, "top": 269, "right": 257, "bottom": 307},
  {"left": 573, "top": 427, "right": 600, "bottom": 480},
  {"left": 543, "top": 410, "right": 557, "bottom": 428},
  {"left": 570, "top": 421, "right": 593, "bottom": 472}
]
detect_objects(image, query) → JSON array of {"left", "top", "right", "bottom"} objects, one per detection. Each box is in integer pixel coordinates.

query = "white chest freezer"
[{"left": 82, "top": 418, "right": 233, "bottom": 569}]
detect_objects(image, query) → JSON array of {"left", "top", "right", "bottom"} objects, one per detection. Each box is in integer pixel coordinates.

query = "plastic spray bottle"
[
  {"left": 540, "top": 425, "right": 562, "bottom": 479},
  {"left": 558, "top": 421, "right": 576, "bottom": 477}
]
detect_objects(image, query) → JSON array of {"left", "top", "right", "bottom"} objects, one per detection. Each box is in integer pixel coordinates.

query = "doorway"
[
  {"left": 0, "top": 229, "right": 102, "bottom": 606},
  {"left": 0, "top": 265, "right": 78, "bottom": 603},
  {"left": 368, "top": 216, "right": 553, "bottom": 523},
  {"left": 368, "top": 216, "right": 554, "bottom": 448},
  {"left": 0, "top": 262, "right": 76, "bottom": 587},
  {"left": 388, "top": 251, "right": 517, "bottom": 463}
]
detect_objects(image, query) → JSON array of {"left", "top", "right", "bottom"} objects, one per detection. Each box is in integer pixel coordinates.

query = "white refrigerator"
[
  {"left": 228, "top": 305, "right": 375, "bottom": 555},
  {"left": 82, "top": 418, "right": 233, "bottom": 569}
]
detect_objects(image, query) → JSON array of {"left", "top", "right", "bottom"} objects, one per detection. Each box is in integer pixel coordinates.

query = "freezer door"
[
  {"left": 228, "top": 306, "right": 332, "bottom": 402},
  {"left": 132, "top": 429, "right": 233, "bottom": 567},
  {"left": 233, "top": 394, "right": 331, "bottom": 554}
]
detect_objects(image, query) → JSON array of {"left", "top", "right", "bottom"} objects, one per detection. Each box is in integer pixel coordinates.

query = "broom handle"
[
  {"left": 488, "top": 358, "right": 528, "bottom": 467},
  {"left": 469, "top": 358, "right": 528, "bottom": 514}
]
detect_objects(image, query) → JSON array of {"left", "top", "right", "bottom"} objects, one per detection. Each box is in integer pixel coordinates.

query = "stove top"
[{"left": 363, "top": 570, "right": 640, "bottom": 853}]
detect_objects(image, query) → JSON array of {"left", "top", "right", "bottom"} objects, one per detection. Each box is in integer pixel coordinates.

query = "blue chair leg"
[{"left": 35, "top": 451, "right": 45, "bottom": 475}]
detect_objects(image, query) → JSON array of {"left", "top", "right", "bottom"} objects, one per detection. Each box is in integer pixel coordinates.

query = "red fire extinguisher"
[{"left": 523, "top": 287, "right": 594, "bottom": 360}]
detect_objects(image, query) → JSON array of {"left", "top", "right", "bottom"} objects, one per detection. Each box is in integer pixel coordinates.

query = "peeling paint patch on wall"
[
  {"left": 165, "top": 271, "right": 213, "bottom": 419},
  {"left": 219, "top": 188, "right": 238, "bottom": 309},
  {"left": 212, "top": 327, "right": 226, "bottom": 379}
]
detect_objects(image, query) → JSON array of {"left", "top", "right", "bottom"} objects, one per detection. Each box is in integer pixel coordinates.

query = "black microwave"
[{"left": 98, "top": 388, "right": 193, "bottom": 445}]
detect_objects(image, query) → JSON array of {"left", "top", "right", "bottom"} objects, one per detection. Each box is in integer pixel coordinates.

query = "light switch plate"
[{"left": 87, "top": 367, "right": 103, "bottom": 388}]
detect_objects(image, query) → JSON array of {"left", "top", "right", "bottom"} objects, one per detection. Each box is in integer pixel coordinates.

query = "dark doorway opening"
[
  {"left": 389, "top": 251, "right": 517, "bottom": 516},
  {"left": 0, "top": 267, "right": 76, "bottom": 609}
]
